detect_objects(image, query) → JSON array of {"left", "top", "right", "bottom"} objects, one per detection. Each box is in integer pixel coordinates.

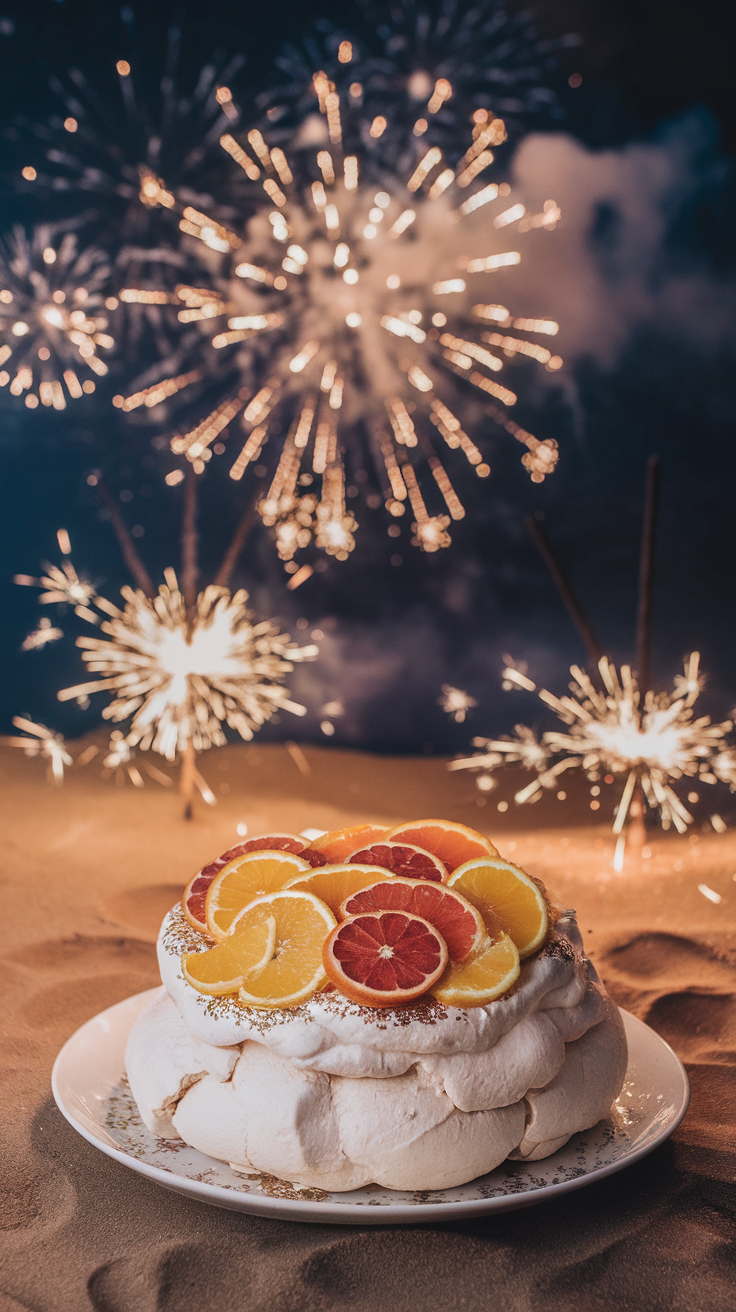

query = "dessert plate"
[{"left": 52, "top": 988, "right": 689, "bottom": 1225}]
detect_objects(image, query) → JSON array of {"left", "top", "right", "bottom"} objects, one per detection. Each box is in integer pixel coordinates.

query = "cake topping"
[
  {"left": 182, "top": 908, "right": 276, "bottom": 996},
  {"left": 430, "top": 932, "right": 520, "bottom": 1007},
  {"left": 384, "top": 818, "right": 499, "bottom": 872},
  {"left": 348, "top": 841, "right": 447, "bottom": 882},
  {"left": 323, "top": 911, "right": 448, "bottom": 1007},
  {"left": 341, "top": 878, "right": 485, "bottom": 962},
  {"left": 284, "top": 862, "right": 395, "bottom": 913},
  {"left": 236, "top": 890, "right": 337, "bottom": 1009},
  {"left": 304, "top": 822, "right": 388, "bottom": 862},
  {"left": 205, "top": 849, "right": 311, "bottom": 940},
  {"left": 448, "top": 857, "right": 549, "bottom": 958}
]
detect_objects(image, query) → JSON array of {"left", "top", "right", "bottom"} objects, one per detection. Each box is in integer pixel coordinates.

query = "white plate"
[{"left": 52, "top": 988, "right": 689, "bottom": 1225}]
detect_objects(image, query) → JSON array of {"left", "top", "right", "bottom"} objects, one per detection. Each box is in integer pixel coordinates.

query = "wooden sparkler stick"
[
  {"left": 181, "top": 466, "right": 199, "bottom": 609},
  {"left": 94, "top": 473, "right": 156, "bottom": 598},
  {"left": 214, "top": 487, "right": 261, "bottom": 589},
  {"left": 636, "top": 455, "right": 660, "bottom": 696},
  {"left": 525, "top": 516, "right": 604, "bottom": 675},
  {"left": 179, "top": 738, "right": 197, "bottom": 822}
]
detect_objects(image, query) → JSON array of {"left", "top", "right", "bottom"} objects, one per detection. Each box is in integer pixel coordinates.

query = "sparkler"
[
  {"left": 438, "top": 684, "right": 477, "bottom": 722},
  {"left": 0, "top": 226, "right": 114, "bottom": 409},
  {"left": 0, "top": 717, "right": 72, "bottom": 784},
  {"left": 119, "top": 65, "right": 563, "bottom": 560},
  {"left": 449, "top": 654, "right": 735, "bottom": 859}
]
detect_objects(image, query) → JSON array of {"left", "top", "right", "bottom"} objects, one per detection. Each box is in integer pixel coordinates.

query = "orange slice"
[
  {"left": 323, "top": 911, "right": 448, "bottom": 1007},
  {"left": 305, "top": 823, "right": 388, "bottom": 863},
  {"left": 448, "top": 857, "right": 549, "bottom": 958},
  {"left": 236, "top": 890, "right": 337, "bottom": 1009},
  {"left": 182, "top": 833, "right": 306, "bottom": 933},
  {"left": 340, "top": 878, "right": 485, "bottom": 962},
  {"left": 431, "top": 932, "right": 520, "bottom": 1007},
  {"left": 385, "top": 819, "right": 498, "bottom": 873},
  {"left": 205, "top": 850, "right": 311, "bottom": 941},
  {"left": 284, "top": 863, "right": 395, "bottom": 914},
  {"left": 182, "top": 907, "right": 277, "bottom": 996},
  {"left": 348, "top": 842, "right": 447, "bottom": 882}
]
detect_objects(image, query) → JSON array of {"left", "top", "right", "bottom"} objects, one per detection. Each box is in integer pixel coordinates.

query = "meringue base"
[{"left": 126, "top": 986, "right": 627, "bottom": 1192}]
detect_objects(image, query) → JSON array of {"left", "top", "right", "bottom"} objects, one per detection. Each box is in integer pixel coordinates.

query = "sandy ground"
[{"left": 1, "top": 735, "right": 735, "bottom": 1311}]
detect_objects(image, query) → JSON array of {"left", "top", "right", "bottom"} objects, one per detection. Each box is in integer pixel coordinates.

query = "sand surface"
[{"left": 1, "top": 735, "right": 735, "bottom": 1311}]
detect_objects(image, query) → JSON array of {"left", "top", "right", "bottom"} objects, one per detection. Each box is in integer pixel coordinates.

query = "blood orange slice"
[
  {"left": 205, "top": 850, "right": 311, "bottom": 941},
  {"left": 323, "top": 911, "right": 448, "bottom": 1007},
  {"left": 340, "top": 878, "right": 485, "bottom": 962},
  {"left": 385, "top": 819, "right": 498, "bottom": 873},
  {"left": 182, "top": 833, "right": 305, "bottom": 933},
  {"left": 448, "top": 857, "right": 549, "bottom": 958},
  {"left": 430, "top": 932, "right": 520, "bottom": 1007},
  {"left": 348, "top": 842, "right": 446, "bottom": 882},
  {"left": 284, "top": 863, "right": 394, "bottom": 914},
  {"left": 305, "top": 823, "right": 388, "bottom": 863},
  {"left": 182, "top": 907, "right": 277, "bottom": 996}
]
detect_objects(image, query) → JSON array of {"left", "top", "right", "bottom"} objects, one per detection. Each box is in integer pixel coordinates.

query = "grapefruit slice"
[
  {"left": 385, "top": 819, "right": 498, "bottom": 873},
  {"left": 182, "top": 833, "right": 305, "bottom": 933},
  {"left": 305, "top": 823, "right": 388, "bottom": 863},
  {"left": 236, "top": 890, "right": 337, "bottom": 1009},
  {"left": 431, "top": 933, "right": 520, "bottom": 1007},
  {"left": 284, "top": 863, "right": 395, "bottom": 914},
  {"left": 323, "top": 911, "right": 448, "bottom": 1007},
  {"left": 205, "top": 850, "right": 311, "bottom": 941},
  {"left": 348, "top": 842, "right": 447, "bottom": 882},
  {"left": 340, "top": 878, "right": 485, "bottom": 962},
  {"left": 448, "top": 857, "right": 549, "bottom": 958},
  {"left": 182, "top": 908, "right": 277, "bottom": 996}
]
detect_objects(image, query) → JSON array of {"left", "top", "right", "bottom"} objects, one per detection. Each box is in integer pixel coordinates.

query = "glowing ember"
[
  {"left": 438, "top": 684, "right": 477, "bottom": 723},
  {"left": 449, "top": 653, "right": 734, "bottom": 837}
]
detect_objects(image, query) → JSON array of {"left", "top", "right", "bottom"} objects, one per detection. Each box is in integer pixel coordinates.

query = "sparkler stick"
[
  {"left": 214, "top": 487, "right": 261, "bottom": 588},
  {"left": 525, "top": 515, "right": 604, "bottom": 675},
  {"left": 94, "top": 473, "right": 155, "bottom": 597},
  {"left": 636, "top": 455, "right": 660, "bottom": 696},
  {"left": 181, "top": 467, "right": 199, "bottom": 609}
]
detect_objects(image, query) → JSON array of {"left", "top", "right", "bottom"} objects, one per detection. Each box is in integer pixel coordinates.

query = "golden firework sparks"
[
  {"left": 0, "top": 717, "right": 72, "bottom": 784},
  {"left": 57, "top": 569, "right": 318, "bottom": 763},
  {"left": 449, "top": 654, "right": 735, "bottom": 848},
  {"left": 119, "top": 75, "right": 563, "bottom": 559},
  {"left": 20, "top": 617, "right": 64, "bottom": 651},
  {"left": 438, "top": 684, "right": 477, "bottom": 723},
  {"left": 0, "top": 227, "right": 114, "bottom": 409}
]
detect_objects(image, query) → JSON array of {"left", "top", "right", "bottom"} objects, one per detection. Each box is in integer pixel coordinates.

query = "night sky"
[{"left": 1, "top": 0, "right": 734, "bottom": 756}]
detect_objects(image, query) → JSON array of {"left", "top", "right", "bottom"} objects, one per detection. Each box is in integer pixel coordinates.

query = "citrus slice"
[
  {"left": 236, "top": 890, "right": 337, "bottom": 1009},
  {"left": 448, "top": 857, "right": 549, "bottom": 958},
  {"left": 182, "top": 833, "right": 306, "bottom": 933},
  {"left": 348, "top": 842, "right": 447, "bottom": 883},
  {"left": 323, "top": 910, "right": 448, "bottom": 1007},
  {"left": 340, "top": 878, "right": 485, "bottom": 962},
  {"left": 385, "top": 819, "right": 498, "bottom": 873},
  {"left": 297, "top": 848, "right": 330, "bottom": 868},
  {"left": 305, "top": 823, "right": 388, "bottom": 863},
  {"left": 182, "top": 907, "right": 277, "bottom": 996},
  {"left": 431, "top": 932, "right": 520, "bottom": 1007},
  {"left": 205, "top": 850, "right": 311, "bottom": 941},
  {"left": 284, "top": 863, "right": 395, "bottom": 914}
]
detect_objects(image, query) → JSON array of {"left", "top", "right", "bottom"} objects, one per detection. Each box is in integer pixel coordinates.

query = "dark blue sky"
[{"left": 1, "top": 0, "right": 734, "bottom": 754}]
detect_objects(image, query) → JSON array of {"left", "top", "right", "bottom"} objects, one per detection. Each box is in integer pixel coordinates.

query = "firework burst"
[
  {"left": 119, "top": 61, "right": 563, "bottom": 558},
  {"left": 0, "top": 226, "right": 114, "bottom": 409},
  {"left": 449, "top": 654, "right": 735, "bottom": 847},
  {"left": 0, "top": 717, "right": 72, "bottom": 784},
  {"left": 56, "top": 568, "right": 317, "bottom": 762}
]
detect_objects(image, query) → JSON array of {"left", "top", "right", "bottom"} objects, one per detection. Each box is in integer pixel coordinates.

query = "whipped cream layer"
[{"left": 158, "top": 904, "right": 610, "bottom": 1083}]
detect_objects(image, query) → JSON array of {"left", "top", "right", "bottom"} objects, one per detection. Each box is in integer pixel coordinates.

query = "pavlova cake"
[{"left": 126, "top": 819, "right": 627, "bottom": 1192}]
